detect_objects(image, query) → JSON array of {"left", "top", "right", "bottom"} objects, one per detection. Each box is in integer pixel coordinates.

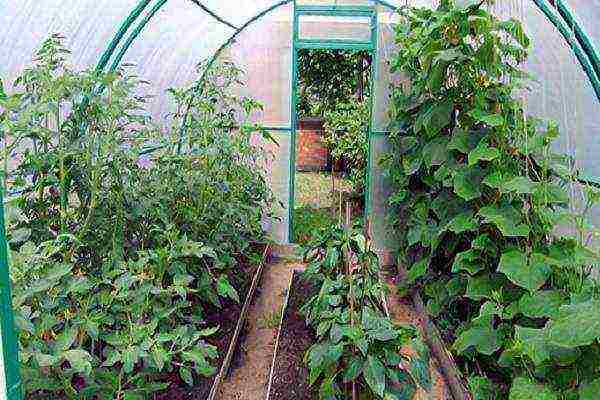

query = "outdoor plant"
[
  {"left": 323, "top": 99, "right": 370, "bottom": 194},
  {"left": 384, "top": 1, "right": 600, "bottom": 398},
  {"left": 1, "top": 35, "right": 272, "bottom": 399},
  {"left": 300, "top": 225, "right": 430, "bottom": 399}
]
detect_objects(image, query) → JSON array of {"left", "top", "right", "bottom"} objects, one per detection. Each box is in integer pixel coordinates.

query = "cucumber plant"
[{"left": 385, "top": 1, "right": 600, "bottom": 398}]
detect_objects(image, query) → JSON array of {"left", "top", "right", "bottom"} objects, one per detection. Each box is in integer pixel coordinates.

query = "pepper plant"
[
  {"left": 384, "top": 1, "right": 600, "bottom": 398},
  {"left": 301, "top": 226, "right": 430, "bottom": 399}
]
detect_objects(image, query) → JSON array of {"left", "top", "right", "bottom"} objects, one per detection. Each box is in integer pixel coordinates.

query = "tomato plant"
[{"left": 1, "top": 35, "right": 273, "bottom": 399}]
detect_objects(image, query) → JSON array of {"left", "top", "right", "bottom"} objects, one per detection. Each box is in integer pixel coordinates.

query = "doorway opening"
[{"left": 292, "top": 48, "right": 373, "bottom": 244}]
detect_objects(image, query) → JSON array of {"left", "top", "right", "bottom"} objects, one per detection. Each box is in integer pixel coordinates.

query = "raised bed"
[
  {"left": 157, "top": 245, "right": 270, "bottom": 400},
  {"left": 266, "top": 270, "right": 317, "bottom": 400}
]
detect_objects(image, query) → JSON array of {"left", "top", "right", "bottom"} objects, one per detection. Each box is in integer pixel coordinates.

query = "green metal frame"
[
  {"left": 288, "top": 2, "right": 385, "bottom": 243},
  {"left": 0, "top": 187, "right": 22, "bottom": 400}
]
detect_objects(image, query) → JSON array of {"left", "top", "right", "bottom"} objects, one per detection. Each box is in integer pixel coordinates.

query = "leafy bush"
[
  {"left": 323, "top": 100, "right": 370, "bottom": 194},
  {"left": 300, "top": 226, "right": 429, "bottom": 399},
  {"left": 297, "top": 49, "right": 371, "bottom": 118},
  {"left": 385, "top": 1, "right": 600, "bottom": 398},
  {"left": 1, "top": 35, "right": 272, "bottom": 398}
]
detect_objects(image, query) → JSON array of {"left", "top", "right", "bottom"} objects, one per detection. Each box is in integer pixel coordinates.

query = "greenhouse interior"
[{"left": 0, "top": 0, "right": 599, "bottom": 399}]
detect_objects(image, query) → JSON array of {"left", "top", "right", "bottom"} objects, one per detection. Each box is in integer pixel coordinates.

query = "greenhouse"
[{"left": 0, "top": 0, "right": 598, "bottom": 399}]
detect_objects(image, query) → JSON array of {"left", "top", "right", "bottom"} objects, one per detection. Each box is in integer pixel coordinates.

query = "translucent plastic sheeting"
[
  {"left": 0, "top": 0, "right": 139, "bottom": 90},
  {"left": 369, "top": 134, "right": 398, "bottom": 253},
  {"left": 196, "top": 0, "right": 290, "bottom": 28},
  {"left": 121, "top": 0, "right": 234, "bottom": 119},
  {"left": 564, "top": 0, "right": 600, "bottom": 49},
  {"left": 489, "top": 1, "right": 600, "bottom": 236},
  {"left": 372, "top": 8, "right": 404, "bottom": 132},
  {"left": 219, "top": 4, "right": 293, "bottom": 128},
  {"left": 298, "top": 15, "right": 372, "bottom": 42},
  {"left": 253, "top": 131, "right": 292, "bottom": 243},
  {"left": 296, "top": 0, "right": 376, "bottom": 5}
]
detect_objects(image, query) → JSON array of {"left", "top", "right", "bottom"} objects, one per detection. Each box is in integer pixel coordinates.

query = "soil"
[
  {"left": 385, "top": 277, "right": 451, "bottom": 400},
  {"left": 216, "top": 259, "right": 303, "bottom": 400},
  {"left": 153, "top": 254, "right": 261, "bottom": 400},
  {"left": 268, "top": 271, "right": 317, "bottom": 400}
]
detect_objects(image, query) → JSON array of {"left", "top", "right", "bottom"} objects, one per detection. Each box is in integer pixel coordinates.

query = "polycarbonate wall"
[
  {"left": 220, "top": 4, "right": 294, "bottom": 242},
  {"left": 488, "top": 0, "right": 600, "bottom": 240}
]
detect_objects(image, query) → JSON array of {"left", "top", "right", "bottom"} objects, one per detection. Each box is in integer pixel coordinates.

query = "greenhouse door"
[{"left": 289, "top": 4, "right": 378, "bottom": 243}]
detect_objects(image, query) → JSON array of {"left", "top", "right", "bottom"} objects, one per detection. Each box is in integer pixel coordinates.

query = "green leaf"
[
  {"left": 509, "top": 377, "right": 557, "bottom": 400},
  {"left": 545, "top": 299, "right": 600, "bottom": 347},
  {"left": 454, "top": 323, "right": 500, "bottom": 355},
  {"left": 518, "top": 290, "right": 565, "bottom": 318},
  {"left": 497, "top": 250, "right": 550, "bottom": 292},
  {"left": 448, "top": 127, "right": 478, "bottom": 154},
  {"left": 452, "top": 249, "right": 484, "bottom": 275},
  {"left": 469, "top": 109, "right": 505, "bottom": 127},
  {"left": 514, "top": 326, "right": 550, "bottom": 365},
  {"left": 500, "top": 176, "right": 538, "bottom": 194},
  {"left": 180, "top": 367, "right": 193, "bottom": 386},
  {"left": 422, "top": 137, "right": 449, "bottom": 167},
  {"left": 364, "top": 355, "right": 386, "bottom": 397},
  {"left": 343, "top": 355, "right": 363, "bottom": 383},
  {"left": 579, "top": 378, "right": 600, "bottom": 400},
  {"left": 217, "top": 275, "right": 240, "bottom": 303},
  {"left": 497, "top": 19, "right": 530, "bottom": 48},
  {"left": 416, "top": 100, "right": 453, "bottom": 136},
  {"left": 444, "top": 211, "right": 478, "bottom": 234},
  {"left": 35, "top": 353, "right": 59, "bottom": 367},
  {"left": 468, "top": 139, "right": 500, "bottom": 166},
  {"left": 406, "top": 258, "right": 429, "bottom": 285},
  {"left": 465, "top": 273, "right": 505, "bottom": 300},
  {"left": 63, "top": 349, "right": 93, "bottom": 375},
  {"left": 469, "top": 376, "right": 497, "bottom": 400},
  {"left": 479, "top": 204, "right": 530, "bottom": 237},
  {"left": 151, "top": 346, "right": 168, "bottom": 371},
  {"left": 453, "top": 167, "right": 483, "bottom": 201}
]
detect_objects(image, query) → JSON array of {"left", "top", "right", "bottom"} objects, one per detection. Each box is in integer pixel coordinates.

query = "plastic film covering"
[
  {"left": 488, "top": 1, "right": 600, "bottom": 238},
  {"left": 564, "top": 0, "right": 600, "bottom": 49},
  {"left": 0, "top": 0, "right": 140, "bottom": 89},
  {"left": 369, "top": 134, "right": 398, "bottom": 254},
  {"left": 193, "top": 0, "right": 290, "bottom": 28},
  {"left": 298, "top": 15, "right": 372, "bottom": 42},
  {"left": 253, "top": 131, "right": 292, "bottom": 243},
  {"left": 368, "top": 7, "right": 402, "bottom": 255},
  {"left": 219, "top": 4, "right": 293, "bottom": 128},
  {"left": 296, "top": 0, "right": 375, "bottom": 6},
  {"left": 121, "top": 0, "right": 235, "bottom": 118}
]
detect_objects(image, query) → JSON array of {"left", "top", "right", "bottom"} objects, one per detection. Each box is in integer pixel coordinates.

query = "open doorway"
[{"left": 292, "top": 49, "right": 373, "bottom": 244}]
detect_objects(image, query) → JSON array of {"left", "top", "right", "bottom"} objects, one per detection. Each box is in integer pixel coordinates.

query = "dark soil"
[
  {"left": 153, "top": 256, "right": 261, "bottom": 400},
  {"left": 269, "top": 272, "right": 317, "bottom": 400}
]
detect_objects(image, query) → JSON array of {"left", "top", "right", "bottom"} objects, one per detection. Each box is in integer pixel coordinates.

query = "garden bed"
[
  {"left": 157, "top": 245, "right": 270, "bottom": 400},
  {"left": 266, "top": 270, "right": 317, "bottom": 400}
]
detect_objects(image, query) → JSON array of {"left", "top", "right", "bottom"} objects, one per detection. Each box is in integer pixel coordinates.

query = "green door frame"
[{"left": 288, "top": 3, "right": 381, "bottom": 243}]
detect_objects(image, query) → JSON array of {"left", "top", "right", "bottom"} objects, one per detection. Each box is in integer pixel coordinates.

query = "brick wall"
[{"left": 296, "top": 118, "right": 329, "bottom": 172}]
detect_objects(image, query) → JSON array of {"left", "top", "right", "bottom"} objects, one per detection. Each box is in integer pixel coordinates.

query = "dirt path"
[
  {"left": 386, "top": 280, "right": 451, "bottom": 400},
  {"left": 216, "top": 258, "right": 301, "bottom": 400}
]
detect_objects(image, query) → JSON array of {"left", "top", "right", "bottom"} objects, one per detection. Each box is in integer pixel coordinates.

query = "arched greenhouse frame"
[{"left": 0, "top": 0, "right": 598, "bottom": 399}]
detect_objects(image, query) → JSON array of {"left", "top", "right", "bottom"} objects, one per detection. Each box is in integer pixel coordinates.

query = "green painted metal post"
[{"left": 0, "top": 187, "right": 22, "bottom": 400}]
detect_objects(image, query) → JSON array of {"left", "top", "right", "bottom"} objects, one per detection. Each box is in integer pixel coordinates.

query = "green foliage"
[
  {"left": 294, "top": 206, "right": 338, "bottom": 245},
  {"left": 385, "top": 2, "right": 600, "bottom": 398},
  {"left": 297, "top": 49, "right": 371, "bottom": 118},
  {"left": 1, "top": 35, "right": 272, "bottom": 398},
  {"left": 323, "top": 100, "right": 370, "bottom": 193},
  {"left": 300, "top": 226, "right": 428, "bottom": 399}
]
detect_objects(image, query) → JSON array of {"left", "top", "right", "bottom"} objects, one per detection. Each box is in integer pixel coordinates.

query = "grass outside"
[{"left": 293, "top": 172, "right": 362, "bottom": 244}]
